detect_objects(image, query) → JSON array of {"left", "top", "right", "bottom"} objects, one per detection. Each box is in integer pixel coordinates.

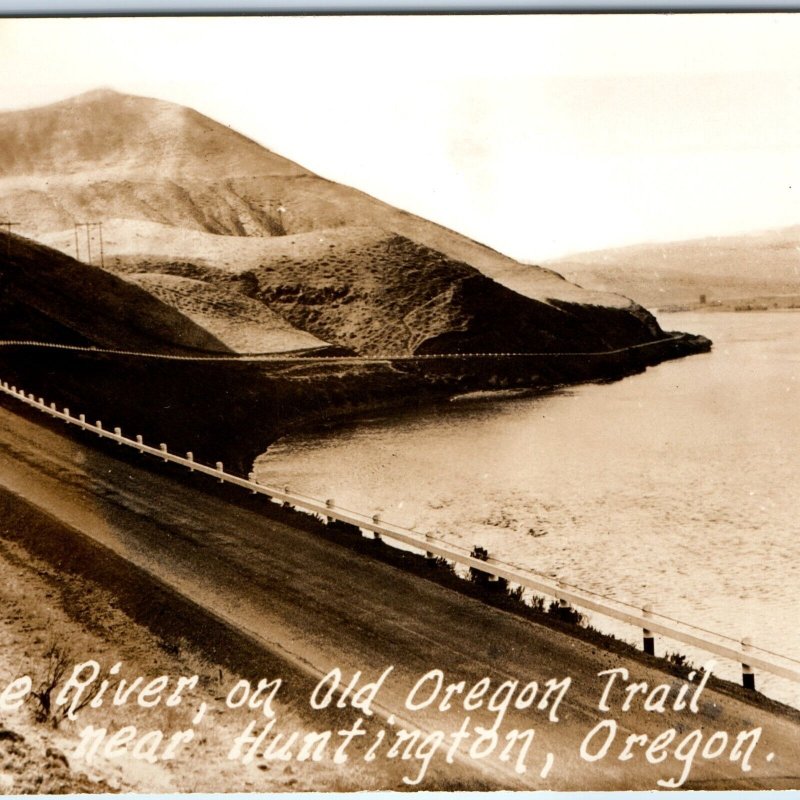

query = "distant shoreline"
[{"left": 657, "top": 297, "right": 800, "bottom": 314}]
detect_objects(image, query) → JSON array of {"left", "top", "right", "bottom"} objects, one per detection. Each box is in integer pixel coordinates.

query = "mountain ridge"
[{"left": 0, "top": 88, "right": 309, "bottom": 180}]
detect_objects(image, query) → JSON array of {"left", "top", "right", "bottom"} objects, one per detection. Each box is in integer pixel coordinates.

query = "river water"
[{"left": 254, "top": 311, "right": 800, "bottom": 705}]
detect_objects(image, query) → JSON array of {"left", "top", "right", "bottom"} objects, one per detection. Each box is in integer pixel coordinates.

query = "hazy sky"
[{"left": 1, "top": 14, "right": 800, "bottom": 260}]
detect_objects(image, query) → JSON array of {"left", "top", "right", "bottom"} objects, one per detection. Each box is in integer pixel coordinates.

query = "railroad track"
[{"left": 0, "top": 334, "right": 687, "bottom": 363}]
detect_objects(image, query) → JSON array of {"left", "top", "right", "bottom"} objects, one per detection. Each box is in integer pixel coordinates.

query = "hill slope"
[
  {"left": 2, "top": 90, "right": 614, "bottom": 307},
  {"left": 0, "top": 233, "right": 232, "bottom": 353},
  {"left": 41, "top": 219, "right": 663, "bottom": 355},
  {"left": 548, "top": 227, "right": 800, "bottom": 309},
  {"left": 123, "top": 273, "right": 330, "bottom": 354}
]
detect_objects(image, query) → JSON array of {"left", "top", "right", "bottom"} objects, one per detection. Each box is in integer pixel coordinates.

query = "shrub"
[
  {"left": 667, "top": 651, "right": 692, "bottom": 669},
  {"left": 29, "top": 642, "right": 115, "bottom": 728},
  {"left": 468, "top": 545, "right": 490, "bottom": 585},
  {"left": 547, "top": 600, "right": 585, "bottom": 626}
]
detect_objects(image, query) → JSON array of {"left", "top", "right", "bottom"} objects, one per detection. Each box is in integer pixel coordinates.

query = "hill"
[
  {"left": 1, "top": 89, "right": 616, "bottom": 307},
  {"left": 547, "top": 227, "right": 800, "bottom": 310},
  {"left": 0, "top": 88, "right": 680, "bottom": 359},
  {"left": 0, "top": 232, "right": 231, "bottom": 353},
  {"left": 40, "top": 218, "right": 663, "bottom": 355}
]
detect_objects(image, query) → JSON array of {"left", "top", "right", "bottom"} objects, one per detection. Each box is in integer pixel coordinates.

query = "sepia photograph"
[{"left": 0, "top": 12, "right": 799, "bottom": 792}]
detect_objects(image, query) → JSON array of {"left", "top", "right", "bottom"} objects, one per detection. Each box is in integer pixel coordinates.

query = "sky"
[{"left": 1, "top": 14, "right": 800, "bottom": 261}]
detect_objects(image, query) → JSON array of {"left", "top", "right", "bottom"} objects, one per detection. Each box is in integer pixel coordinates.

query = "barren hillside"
[
  {"left": 40, "top": 219, "right": 661, "bottom": 355},
  {"left": 0, "top": 88, "right": 307, "bottom": 181},
  {"left": 548, "top": 227, "right": 800, "bottom": 309},
  {"left": 1, "top": 90, "right": 618, "bottom": 306}
]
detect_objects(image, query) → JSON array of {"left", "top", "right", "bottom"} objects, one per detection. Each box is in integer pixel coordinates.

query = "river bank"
[
  {"left": 656, "top": 295, "right": 800, "bottom": 313},
  {"left": 0, "top": 328, "right": 710, "bottom": 477}
]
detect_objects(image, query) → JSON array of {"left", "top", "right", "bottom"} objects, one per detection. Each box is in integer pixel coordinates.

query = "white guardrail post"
[
  {"left": 643, "top": 603, "right": 656, "bottom": 656},
  {"left": 742, "top": 637, "right": 756, "bottom": 691},
  {"left": 2, "top": 376, "right": 800, "bottom": 692}
]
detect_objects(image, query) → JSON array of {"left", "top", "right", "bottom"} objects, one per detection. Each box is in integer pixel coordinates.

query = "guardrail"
[{"left": 1, "top": 377, "right": 796, "bottom": 695}]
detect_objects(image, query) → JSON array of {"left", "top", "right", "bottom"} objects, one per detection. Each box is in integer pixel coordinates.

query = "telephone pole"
[
  {"left": 1, "top": 222, "right": 19, "bottom": 258},
  {"left": 96, "top": 221, "right": 105, "bottom": 268},
  {"left": 74, "top": 222, "right": 104, "bottom": 267}
]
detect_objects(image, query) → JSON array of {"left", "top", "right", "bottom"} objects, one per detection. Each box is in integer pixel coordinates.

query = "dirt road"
[{"left": 0, "top": 403, "right": 798, "bottom": 790}]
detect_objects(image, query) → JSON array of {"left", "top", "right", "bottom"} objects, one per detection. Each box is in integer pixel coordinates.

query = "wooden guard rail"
[{"left": 1, "top": 378, "right": 798, "bottom": 694}]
